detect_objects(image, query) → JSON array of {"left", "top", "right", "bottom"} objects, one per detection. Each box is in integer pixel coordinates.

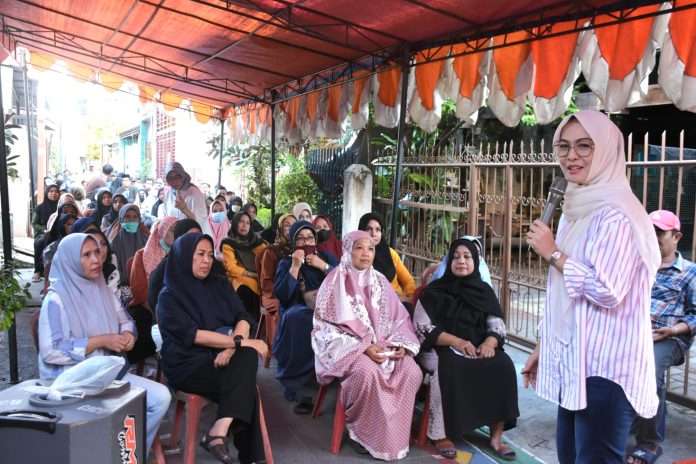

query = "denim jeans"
[
  {"left": 557, "top": 376, "right": 635, "bottom": 464},
  {"left": 633, "top": 338, "right": 683, "bottom": 448}
]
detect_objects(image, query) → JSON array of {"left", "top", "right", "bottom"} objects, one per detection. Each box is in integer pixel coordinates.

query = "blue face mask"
[
  {"left": 121, "top": 221, "right": 139, "bottom": 233},
  {"left": 211, "top": 211, "right": 227, "bottom": 223},
  {"left": 159, "top": 239, "right": 171, "bottom": 252}
]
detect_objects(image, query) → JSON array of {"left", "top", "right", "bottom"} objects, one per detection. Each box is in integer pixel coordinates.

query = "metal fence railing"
[{"left": 372, "top": 133, "right": 696, "bottom": 409}]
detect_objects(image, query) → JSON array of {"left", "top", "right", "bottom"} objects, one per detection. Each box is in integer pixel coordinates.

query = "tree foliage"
[{"left": 4, "top": 114, "right": 21, "bottom": 181}]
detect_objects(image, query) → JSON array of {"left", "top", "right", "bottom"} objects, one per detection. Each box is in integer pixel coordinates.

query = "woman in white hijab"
[{"left": 525, "top": 110, "right": 660, "bottom": 464}]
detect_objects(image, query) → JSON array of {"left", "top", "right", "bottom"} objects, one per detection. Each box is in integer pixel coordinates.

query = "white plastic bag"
[{"left": 25, "top": 356, "right": 125, "bottom": 400}]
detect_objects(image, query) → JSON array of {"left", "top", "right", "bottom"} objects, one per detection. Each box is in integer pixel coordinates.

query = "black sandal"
[{"left": 199, "top": 434, "right": 234, "bottom": 464}]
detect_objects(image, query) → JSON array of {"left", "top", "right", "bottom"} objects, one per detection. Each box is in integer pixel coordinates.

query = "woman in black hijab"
[
  {"left": 413, "top": 238, "right": 519, "bottom": 461},
  {"left": 89, "top": 188, "right": 113, "bottom": 232},
  {"left": 220, "top": 212, "right": 267, "bottom": 318},
  {"left": 102, "top": 193, "right": 127, "bottom": 231},
  {"left": 157, "top": 233, "right": 268, "bottom": 464},
  {"left": 358, "top": 212, "right": 416, "bottom": 302},
  {"left": 31, "top": 183, "right": 60, "bottom": 281}
]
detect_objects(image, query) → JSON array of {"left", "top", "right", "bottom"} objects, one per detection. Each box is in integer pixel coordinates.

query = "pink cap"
[{"left": 649, "top": 210, "right": 681, "bottom": 231}]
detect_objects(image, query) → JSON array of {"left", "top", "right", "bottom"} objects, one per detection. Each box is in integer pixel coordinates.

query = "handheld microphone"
[{"left": 540, "top": 177, "right": 568, "bottom": 226}]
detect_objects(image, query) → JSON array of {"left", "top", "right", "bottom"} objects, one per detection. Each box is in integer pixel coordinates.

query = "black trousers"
[
  {"left": 126, "top": 305, "right": 156, "bottom": 364},
  {"left": 34, "top": 235, "right": 45, "bottom": 275},
  {"left": 176, "top": 347, "right": 263, "bottom": 464},
  {"left": 236, "top": 285, "right": 260, "bottom": 321}
]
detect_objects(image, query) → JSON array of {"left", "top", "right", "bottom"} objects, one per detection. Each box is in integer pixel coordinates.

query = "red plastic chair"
[
  {"left": 311, "top": 383, "right": 346, "bottom": 454},
  {"left": 169, "top": 387, "right": 274, "bottom": 464},
  {"left": 416, "top": 382, "right": 432, "bottom": 447}
]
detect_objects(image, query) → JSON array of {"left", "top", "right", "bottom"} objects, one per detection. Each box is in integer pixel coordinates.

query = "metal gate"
[{"left": 372, "top": 133, "right": 696, "bottom": 408}]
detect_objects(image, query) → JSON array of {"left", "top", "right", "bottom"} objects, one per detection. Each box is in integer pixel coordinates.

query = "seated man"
[{"left": 628, "top": 210, "right": 696, "bottom": 464}]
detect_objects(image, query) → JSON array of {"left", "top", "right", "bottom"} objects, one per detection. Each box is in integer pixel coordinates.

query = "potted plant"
[{"left": 0, "top": 262, "right": 32, "bottom": 341}]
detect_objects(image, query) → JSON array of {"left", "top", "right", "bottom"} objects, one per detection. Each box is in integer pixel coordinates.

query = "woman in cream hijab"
[{"left": 525, "top": 110, "right": 660, "bottom": 464}]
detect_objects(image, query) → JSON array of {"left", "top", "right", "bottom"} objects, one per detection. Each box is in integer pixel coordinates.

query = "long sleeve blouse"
[
  {"left": 273, "top": 251, "right": 339, "bottom": 310},
  {"left": 38, "top": 292, "right": 135, "bottom": 379},
  {"left": 160, "top": 185, "right": 211, "bottom": 235},
  {"left": 221, "top": 242, "right": 267, "bottom": 294},
  {"left": 536, "top": 207, "right": 659, "bottom": 418}
]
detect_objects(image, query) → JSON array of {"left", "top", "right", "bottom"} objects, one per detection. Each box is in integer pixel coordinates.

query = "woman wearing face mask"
[
  {"left": 208, "top": 199, "right": 232, "bottom": 259},
  {"left": 312, "top": 214, "right": 342, "bottom": 259},
  {"left": 258, "top": 214, "right": 296, "bottom": 353},
  {"left": 273, "top": 221, "right": 339, "bottom": 413},
  {"left": 109, "top": 204, "right": 150, "bottom": 285},
  {"left": 32, "top": 183, "right": 60, "bottom": 282},
  {"left": 102, "top": 193, "right": 127, "bottom": 232},
  {"left": 221, "top": 212, "right": 267, "bottom": 318},
  {"left": 228, "top": 195, "right": 244, "bottom": 220}
]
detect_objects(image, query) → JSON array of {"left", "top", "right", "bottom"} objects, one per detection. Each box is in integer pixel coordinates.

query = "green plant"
[
  {"left": 275, "top": 171, "right": 320, "bottom": 214},
  {"left": 257, "top": 207, "right": 271, "bottom": 229},
  {"left": 4, "top": 114, "right": 21, "bottom": 181},
  {"left": 0, "top": 263, "right": 31, "bottom": 332}
]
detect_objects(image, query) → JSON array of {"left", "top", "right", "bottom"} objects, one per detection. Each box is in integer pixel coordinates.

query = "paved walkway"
[{"left": 2, "top": 268, "right": 695, "bottom": 463}]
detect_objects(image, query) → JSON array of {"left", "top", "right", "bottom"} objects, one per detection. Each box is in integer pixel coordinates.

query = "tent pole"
[
  {"left": 22, "top": 54, "right": 36, "bottom": 211},
  {"left": 0, "top": 65, "right": 19, "bottom": 384},
  {"left": 389, "top": 46, "right": 410, "bottom": 248},
  {"left": 217, "top": 118, "right": 224, "bottom": 189},
  {"left": 270, "top": 90, "right": 277, "bottom": 219}
]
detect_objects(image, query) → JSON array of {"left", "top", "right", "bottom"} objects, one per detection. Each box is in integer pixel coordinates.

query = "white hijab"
[{"left": 550, "top": 110, "right": 660, "bottom": 344}]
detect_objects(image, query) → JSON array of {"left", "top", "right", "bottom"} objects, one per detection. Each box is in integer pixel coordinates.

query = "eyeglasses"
[
  {"left": 295, "top": 235, "right": 316, "bottom": 245},
  {"left": 553, "top": 139, "right": 595, "bottom": 158}
]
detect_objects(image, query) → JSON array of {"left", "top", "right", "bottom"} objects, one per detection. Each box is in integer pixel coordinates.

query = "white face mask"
[{"left": 231, "top": 205, "right": 241, "bottom": 213}]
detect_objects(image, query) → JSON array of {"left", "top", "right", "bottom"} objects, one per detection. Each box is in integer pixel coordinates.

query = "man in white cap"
[{"left": 628, "top": 210, "right": 696, "bottom": 464}]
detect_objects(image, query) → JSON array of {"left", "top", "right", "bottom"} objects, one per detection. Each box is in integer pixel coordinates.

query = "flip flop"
[
  {"left": 433, "top": 439, "right": 457, "bottom": 459},
  {"left": 627, "top": 445, "right": 663, "bottom": 464},
  {"left": 493, "top": 444, "right": 516, "bottom": 461}
]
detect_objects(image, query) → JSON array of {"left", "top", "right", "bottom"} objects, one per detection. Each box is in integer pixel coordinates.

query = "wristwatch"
[
  {"left": 233, "top": 335, "right": 243, "bottom": 350},
  {"left": 549, "top": 250, "right": 563, "bottom": 265},
  {"left": 324, "top": 263, "right": 330, "bottom": 271}
]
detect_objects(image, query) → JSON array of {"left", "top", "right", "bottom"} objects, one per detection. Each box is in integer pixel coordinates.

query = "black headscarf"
[
  {"left": 105, "top": 193, "right": 127, "bottom": 225},
  {"left": 419, "top": 238, "right": 503, "bottom": 347},
  {"left": 220, "top": 212, "right": 265, "bottom": 271},
  {"left": 163, "top": 233, "right": 251, "bottom": 331},
  {"left": 358, "top": 212, "right": 396, "bottom": 282},
  {"left": 45, "top": 206, "right": 78, "bottom": 246},
  {"left": 151, "top": 187, "right": 165, "bottom": 217},
  {"left": 260, "top": 213, "right": 283, "bottom": 244},
  {"left": 34, "top": 184, "right": 59, "bottom": 225},
  {"left": 173, "top": 218, "right": 202, "bottom": 238},
  {"left": 90, "top": 188, "right": 112, "bottom": 229}
]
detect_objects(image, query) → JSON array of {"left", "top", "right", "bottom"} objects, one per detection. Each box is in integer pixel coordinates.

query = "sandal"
[
  {"left": 199, "top": 434, "right": 234, "bottom": 464},
  {"left": 32, "top": 273, "right": 42, "bottom": 282},
  {"left": 627, "top": 445, "right": 663, "bottom": 464},
  {"left": 492, "top": 444, "right": 516, "bottom": 461},
  {"left": 293, "top": 395, "right": 313, "bottom": 414},
  {"left": 433, "top": 438, "right": 457, "bottom": 459}
]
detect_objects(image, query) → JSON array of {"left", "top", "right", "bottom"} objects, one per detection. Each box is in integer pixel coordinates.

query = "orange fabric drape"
[
  {"left": 351, "top": 71, "right": 371, "bottom": 115},
  {"left": 285, "top": 97, "right": 301, "bottom": 129},
  {"left": 492, "top": 31, "right": 533, "bottom": 101},
  {"left": 594, "top": 4, "right": 660, "bottom": 80},
  {"left": 532, "top": 22, "right": 579, "bottom": 99},
  {"left": 306, "top": 90, "right": 321, "bottom": 123},
  {"left": 376, "top": 67, "right": 401, "bottom": 107},
  {"left": 138, "top": 85, "right": 157, "bottom": 104},
  {"left": 101, "top": 73, "right": 124, "bottom": 92},
  {"left": 451, "top": 44, "right": 486, "bottom": 100},
  {"left": 67, "top": 63, "right": 94, "bottom": 83},
  {"left": 190, "top": 100, "right": 212, "bottom": 124},
  {"left": 29, "top": 53, "right": 56, "bottom": 72},
  {"left": 326, "top": 83, "right": 344, "bottom": 122},
  {"left": 669, "top": 1, "right": 696, "bottom": 77},
  {"left": 414, "top": 48, "right": 448, "bottom": 110},
  {"left": 248, "top": 105, "right": 257, "bottom": 135},
  {"left": 161, "top": 93, "right": 183, "bottom": 111},
  {"left": 260, "top": 105, "right": 271, "bottom": 126},
  {"left": 227, "top": 110, "right": 237, "bottom": 131}
]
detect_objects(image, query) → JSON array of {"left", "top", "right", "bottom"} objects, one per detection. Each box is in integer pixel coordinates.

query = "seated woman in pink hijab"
[{"left": 312, "top": 230, "right": 422, "bottom": 461}]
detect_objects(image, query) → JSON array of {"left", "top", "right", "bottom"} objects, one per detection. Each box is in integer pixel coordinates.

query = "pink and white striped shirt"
[{"left": 536, "top": 206, "right": 659, "bottom": 418}]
